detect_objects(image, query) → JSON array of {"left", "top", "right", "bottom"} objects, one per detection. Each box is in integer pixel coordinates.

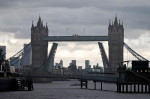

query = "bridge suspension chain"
[
  {"left": 124, "top": 42, "right": 148, "bottom": 61},
  {"left": 9, "top": 42, "right": 31, "bottom": 66}
]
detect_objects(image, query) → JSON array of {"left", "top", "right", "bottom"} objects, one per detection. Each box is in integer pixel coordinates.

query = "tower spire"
[
  {"left": 31, "top": 21, "right": 34, "bottom": 29},
  {"left": 37, "top": 15, "right": 42, "bottom": 27},
  {"left": 109, "top": 20, "right": 111, "bottom": 26},
  {"left": 114, "top": 14, "right": 118, "bottom": 25},
  {"left": 39, "top": 14, "right": 41, "bottom": 19},
  {"left": 46, "top": 22, "right": 48, "bottom": 30}
]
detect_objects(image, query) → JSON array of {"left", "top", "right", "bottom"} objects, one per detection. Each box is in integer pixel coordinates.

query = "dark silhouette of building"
[
  {"left": 31, "top": 16, "right": 48, "bottom": 71},
  {"left": 108, "top": 16, "right": 124, "bottom": 72}
]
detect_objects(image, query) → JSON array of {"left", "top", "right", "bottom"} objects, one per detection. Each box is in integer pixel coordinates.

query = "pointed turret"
[
  {"left": 121, "top": 21, "right": 124, "bottom": 29},
  {"left": 46, "top": 22, "right": 48, "bottom": 31},
  {"left": 108, "top": 20, "right": 112, "bottom": 29},
  {"left": 31, "top": 21, "right": 34, "bottom": 29},
  {"left": 114, "top": 14, "right": 118, "bottom": 25},
  {"left": 37, "top": 15, "right": 42, "bottom": 27},
  {"left": 109, "top": 20, "right": 111, "bottom": 26}
]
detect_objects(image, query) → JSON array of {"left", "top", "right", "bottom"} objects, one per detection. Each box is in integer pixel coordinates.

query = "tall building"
[
  {"left": 54, "top": 63, "right": 59, "bottom": 69},
  {"left": 78, "top": 66, "right": 82, "bottom": 70},
  {"left": 68, "top": 60, "right": 77, "bottom": 73},
  {"left": 0, "top": 46, "right": 6, "bottom": 60},
  {"left": 71, "top": 60, "right": 76, "bottom": 66},
  {"left": 108, "top": 16, "right": 124, "bottom": 72},
  {"left": 59, "top": 59, "right": 63, "bottom": 68},
  {"left": 85, "top": 60, "right": 90, "bottom": 69},
  {"left": 21, "top": 43, "right": 31, "bottom": 67},
  {"left": 31, "top": 16, "right": 48, "bottom": 71}
]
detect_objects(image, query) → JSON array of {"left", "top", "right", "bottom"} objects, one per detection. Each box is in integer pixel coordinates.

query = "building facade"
[
  {"left": 85, "top": 60, "right": 90, "bottom": 69},
  {"left": 78, "top": 66, "right": 82, "bottom": 70},
  {"left": 108, "top": 16, "right": 124, "bottom": 72},
  {"left": 59, "top": 60, "right": 63, "bottom": 68},
  {"left": 31, "top": 17, "right": 48, "bottom": 71},
  {"left": 0, "top": 46, "right": 6, "bottom": 60},
  {"left": 71, "top": 60, "right": 76, "bottom": 66}
]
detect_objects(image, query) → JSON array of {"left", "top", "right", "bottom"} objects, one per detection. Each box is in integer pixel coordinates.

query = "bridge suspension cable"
[
  {"left": 124, "top": 42, "right": 148, "bottom": 61},
  {"left": 9, "top": 42, "right": 31, "bottom": 66}
]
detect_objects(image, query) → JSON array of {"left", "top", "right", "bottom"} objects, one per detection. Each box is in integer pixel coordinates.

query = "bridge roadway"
[{"left": 43, "top": 36, "right": 108, "bottom": 41}]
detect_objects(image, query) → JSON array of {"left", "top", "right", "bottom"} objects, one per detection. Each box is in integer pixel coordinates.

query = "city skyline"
[{"left": 0, "top": 0, "right": 150, "bottom": 67}]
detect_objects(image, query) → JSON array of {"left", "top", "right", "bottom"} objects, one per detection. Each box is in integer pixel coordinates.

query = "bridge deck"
[{"left": 43, "top": 36, "right": 108, "bottom": 41}]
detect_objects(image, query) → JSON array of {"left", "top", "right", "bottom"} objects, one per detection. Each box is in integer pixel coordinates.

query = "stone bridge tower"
[
  {"left": 108, "top": 16, "right": 124, "bottom": 72},
  {"left": 31, "top": 16, "right": 48, "bottom": 71}
]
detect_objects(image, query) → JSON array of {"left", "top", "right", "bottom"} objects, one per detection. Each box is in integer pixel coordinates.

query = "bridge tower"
[
  {"left": 31, "top": 16, "right": 48, "bottom": 71},
  {"left": 108, "top": 16, "right": 124, "bottom": 73}
]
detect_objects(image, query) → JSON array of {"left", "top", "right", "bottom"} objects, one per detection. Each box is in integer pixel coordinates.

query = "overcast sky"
[{"left": 0, "top": 0, "right": 150, "bottom": 68}]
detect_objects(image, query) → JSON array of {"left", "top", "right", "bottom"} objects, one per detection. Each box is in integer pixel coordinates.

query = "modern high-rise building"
[
  {"left": 59, "top": 59, "right": 63, "bottom": 68},
  {"left": 71, "top": 60, "right": 76, "bottom": 66},
  {"left": 0, "top": 46, "right": 6, "bottom": 60},
  {"left": 54, "top": 63, "right": 59, "bottom": 69},
  {"left": 78, "top": 66, "right": 82, "bottom": 70},
  {"left": 20, "top": 43, "right": 31, "bottom": 67},
  {"left": 85, "top": 60, "right": 90, "bottom": 69},
  {"left": 31, "top": 16, "right": 48, "bottom": 71},
  {"left": 108, "top": 16, "right": 124, "bottom": 72}
]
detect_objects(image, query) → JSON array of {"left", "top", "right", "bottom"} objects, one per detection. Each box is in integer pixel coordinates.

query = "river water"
[{"left": 0, "top": 80, "right": 149, "bottom": 99}]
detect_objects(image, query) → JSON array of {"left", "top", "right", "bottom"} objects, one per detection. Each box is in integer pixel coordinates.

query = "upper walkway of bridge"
[{"left": 43, "top": 36, "right": 108, "bottom": 41}]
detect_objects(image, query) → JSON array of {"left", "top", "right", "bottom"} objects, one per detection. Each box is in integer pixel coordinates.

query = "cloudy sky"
[{"left": 0, "top": 0, "right": 150, "bottom": 68}]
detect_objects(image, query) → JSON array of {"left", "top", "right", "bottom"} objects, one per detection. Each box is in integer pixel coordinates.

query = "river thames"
[{"left": 0, "top": 80, "right": 150, "bottom": 99}]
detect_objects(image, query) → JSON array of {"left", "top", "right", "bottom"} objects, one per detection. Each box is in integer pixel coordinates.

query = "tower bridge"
[
  {"left": 9, "top": 16, "right": 126, "bottom": 73},
  {"left": 8, "top": 16, "right": 150, "bottom": 86},
  {"left": 30, "top": 16, "right": 124, "bottom": 73}
]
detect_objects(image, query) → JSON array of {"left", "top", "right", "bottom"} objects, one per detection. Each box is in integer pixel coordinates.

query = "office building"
[
  {"left": 0, "top": 46, "right": 6, "bottom": 60},
  {"left": 85, "top": 60, "right": 90, "bottom": 69}
]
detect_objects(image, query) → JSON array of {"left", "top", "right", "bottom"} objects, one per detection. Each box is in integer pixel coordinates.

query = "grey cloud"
[
  {"left": 0, "top": 0, "right": 109, "bottom": 8},
  {"left": 0, "top": 0, "right": 150, "bottom": 40},
  {"left": 1, "top": 0, "right": 150, "bottom": 66},
  {"left": 103, "top": 6, "right": 150, "bottom": 30},
  {"left": 1, "top": 0, "right": 150, "bottom": 9}
]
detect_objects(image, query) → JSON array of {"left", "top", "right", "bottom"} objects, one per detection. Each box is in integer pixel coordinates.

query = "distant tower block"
[
  {"left": 85, "top": 60, "right": 90, "bottom": 69},
  {"left": 0, "top": 46, "right": 6, "bottom": 60},
  {"left": 31, "top": 16, "right": 48, "bottom": 71},
  {"left": 108, "top": 16, "right": 124, "bottom": 72}
]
